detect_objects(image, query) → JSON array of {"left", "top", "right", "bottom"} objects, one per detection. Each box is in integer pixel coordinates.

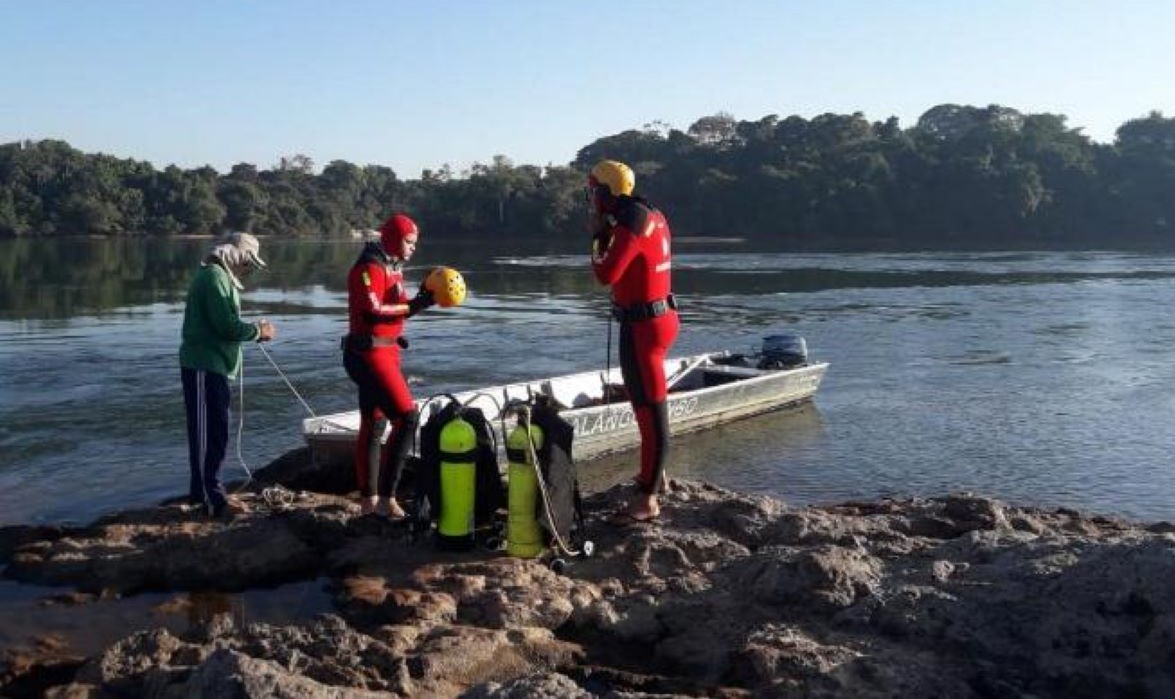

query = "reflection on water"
[
  {"left": 0, "top": 238, "right": 593, "bottom": 320},
  {"left": 8, "top": 239, "right": 1175, "bottom": 320},
  {"left": 0, "top": 578, "right": 332, "bottom": 657},
  {"left": 580, "top": 404, "right": 826, "bottom": 496},
  {"left": 2, "top": 240, "right": 1175, "bottom": 524}
]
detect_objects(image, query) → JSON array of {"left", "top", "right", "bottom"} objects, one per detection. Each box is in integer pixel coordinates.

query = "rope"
[
  {"left": 261, "top": 484, "right": 297, "bottom": 511},
  {"left": 603, "top": 306, "right": 614, "bottom": 417},
  {"left": 230, "top": 341, "right": 319, "bottom": 494},
  {"left": 605, "top": 306, "right": 612, "bottom": 389},
  {"left": 232, "top": 359, "right": 255, "bottom": 492},
  {"left": 510, "top": 402, "right": 583, "bottom": 558},
  {"left": 666, "top": 355, "right": 709, "bottom": 391},
  {"left": 257, "top": 342, "right": 317, "bottom": 417}
]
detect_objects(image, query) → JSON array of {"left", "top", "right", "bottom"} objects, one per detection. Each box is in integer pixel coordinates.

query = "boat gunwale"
[{"left": 303, "top": 355, "right": 828, "bottom": 443}]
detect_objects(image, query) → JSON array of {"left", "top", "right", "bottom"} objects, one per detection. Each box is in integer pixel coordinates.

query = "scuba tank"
[
  {"left": 505, "top": 421, "right": 544, "bottom": 558},
  {"left": 437, "top": 415, "right": 478, "bottom": 551}
]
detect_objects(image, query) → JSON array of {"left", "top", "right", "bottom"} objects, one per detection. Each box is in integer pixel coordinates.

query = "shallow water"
[
  {"left": 0, "top": 577, "right": 333, "bottom": 657},
  {"left": 2, "top": 240, "right": 1175, "bottom": 524}
]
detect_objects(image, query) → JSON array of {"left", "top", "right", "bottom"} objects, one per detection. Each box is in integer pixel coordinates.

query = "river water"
[{"left": 2, "top": 239, "right": 1174, "bottom": 525}]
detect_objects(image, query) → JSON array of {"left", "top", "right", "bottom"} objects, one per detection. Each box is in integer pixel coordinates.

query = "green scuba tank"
[
  {"left": 437, "top": 415, "right": 478, "bottom": 550},
  {"left": 506, "top": 421, "right": 544, "bottom": 558}
]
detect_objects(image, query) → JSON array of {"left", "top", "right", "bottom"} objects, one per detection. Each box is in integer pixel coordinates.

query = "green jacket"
[{"left": 179, "top": 263, "right": 260, "bottom": 379}]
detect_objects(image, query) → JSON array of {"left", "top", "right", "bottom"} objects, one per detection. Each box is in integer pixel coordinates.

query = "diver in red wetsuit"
[
  {"left": 343, "top": 213, "right": 435, "bottom": 517},
  {"left": 589, "top": 159, "right": 679, "bottom": 523}
]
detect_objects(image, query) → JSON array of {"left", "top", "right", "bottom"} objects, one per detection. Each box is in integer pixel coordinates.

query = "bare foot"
[
  {"left": 607, "top": 494, "right": 661, "bottom": 526},
  {"left": 384, "top": 498, "right": 407, "bottom": 520},
  {"left": 212, "top": 496, "right": 249, "bottom": 519},
  {"left": 628, "top": 493, "right": 660, "bottom": 520},
  {"left": 359, "top": 495, "right": 378, "bottom": 515}
]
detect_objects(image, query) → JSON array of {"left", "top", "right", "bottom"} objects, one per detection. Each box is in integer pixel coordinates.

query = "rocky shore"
[{"left": 2, "top": 469, "right": 1174, "bottom": 698}]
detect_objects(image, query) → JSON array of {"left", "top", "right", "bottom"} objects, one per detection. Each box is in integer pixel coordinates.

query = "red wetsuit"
[
  {"left": 592, "top": 198, "right": 679, "bottom": 494},
  {"left": 343, "top": 242, "right": 418, "bottom": 498}
]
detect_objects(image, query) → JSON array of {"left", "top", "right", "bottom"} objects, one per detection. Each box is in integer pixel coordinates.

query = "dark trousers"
[
  {"left": 618, "top": 315, "right": 678, "bottom": 494},
  {"left": 182, "top": 367, "right": 230, "bottom": 514},
  {"left": 343, "top": 348, "right": 417, "bottom": 498}
]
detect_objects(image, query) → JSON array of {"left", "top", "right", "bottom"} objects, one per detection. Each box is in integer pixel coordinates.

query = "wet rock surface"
[{"left": 2, "top": 479, "right": 1174, "bottom": 697}]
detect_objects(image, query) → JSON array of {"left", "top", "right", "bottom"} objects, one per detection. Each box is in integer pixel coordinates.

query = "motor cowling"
[{"left": 759, "top": 334, "right": 808, "bottom": 369}]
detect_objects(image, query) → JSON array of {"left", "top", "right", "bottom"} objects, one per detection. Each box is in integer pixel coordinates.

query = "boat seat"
[
  {"left": 699, "top": 364, "right": 765, "bottom": 387},
  {"left": 545, "top": 375, "right": 603, "bottom": 409},
  {"left": 703, "top": 365, "right": 765, "bottom": 378}
]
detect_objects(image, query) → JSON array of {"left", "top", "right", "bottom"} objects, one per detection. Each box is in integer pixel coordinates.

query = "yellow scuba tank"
[
  {"left": 437, "top": 415, "right": 478, "bottom": 550},
  {"left": 505, "top": 421, "right": 544, "bottom": 558}
]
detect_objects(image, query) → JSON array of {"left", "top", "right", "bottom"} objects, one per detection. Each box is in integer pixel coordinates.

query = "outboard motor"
[{"left": 759, "top": 334, "right": 808, "bottom": 370}]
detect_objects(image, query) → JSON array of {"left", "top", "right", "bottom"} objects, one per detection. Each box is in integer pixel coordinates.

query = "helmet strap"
[{"left": 595, "top": 185, "right": 618, "bottom": 213}]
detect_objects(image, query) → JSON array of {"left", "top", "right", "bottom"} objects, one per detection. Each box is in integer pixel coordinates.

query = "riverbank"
[{"left": 2, "top": 475, "right": 1174, "bottom": 698}]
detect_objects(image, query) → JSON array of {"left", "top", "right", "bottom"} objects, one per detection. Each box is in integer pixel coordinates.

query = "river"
[{"left": 2, "top": 238, "right": 1173, "bottom": 524}]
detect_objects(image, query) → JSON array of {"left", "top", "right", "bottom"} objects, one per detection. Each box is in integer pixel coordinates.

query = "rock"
[
  {"left": 0, "top": 524, "right": 65, "bottom": 564},
  {"left": 463, "top": 671, "right": 592, "bottom": 698},
  {"left": 5, "top": 480, "right": 1175, "bottom": 699},
  {"left": 4, "top": 494, "right": 347, "bottom": 593},
  {"left": 1, "top": 634, "right": 85, "bottom": 698},
  {"left": 43, "top": 683, "right": 110, "bottom": 699},
  {"left": 159, "top": 648, "right": 389, "bottom": 699},
  {"left": 252, "top": 447, "right": 355, "bottom": 495},
  {"left": 338, "top": 575, "right": 458, "bottom": 626},
  {"left": 729, "top": 623, "right": 861, "bottom": 684},
  {"left": 930, "top": 559, "right": 956, "bottom": 582},
  {"left": 736, "top": 544, "right": 883, "bottom": 611},
  {"left": 942, "top": 493, "right": 1010, "bottom": 531},
  {"left": 74, "top": 628, "right": 189, "bottom": 689}
]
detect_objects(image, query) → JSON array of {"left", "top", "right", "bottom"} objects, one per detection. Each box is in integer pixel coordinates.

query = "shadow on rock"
[{"left": 3, "top": 480, "right": 1175, "bottom": 698}]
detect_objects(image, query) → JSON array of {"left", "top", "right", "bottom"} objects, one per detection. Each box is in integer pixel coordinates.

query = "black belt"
[
  {"left": 611, "top": 294, "right": 677, "bottom": 322},
  {"left": 341, "top": 334, "right": 408, "bottom": 351},
  {"left": 506, "top": 447, "right": 532, "bottom": 464},
  {"left": 440, "top": 447, "right": 478, "bottom": 463}
]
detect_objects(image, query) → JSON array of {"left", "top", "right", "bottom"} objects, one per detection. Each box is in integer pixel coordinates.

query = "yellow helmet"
[
  {"left": 425, "top": 266, "right": 467, "bottom": 308},
  {"left": 589, "top": 160, "right": 635, "bottom": 197}
]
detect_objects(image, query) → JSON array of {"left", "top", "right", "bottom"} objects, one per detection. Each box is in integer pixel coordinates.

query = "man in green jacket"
[{"left": 180, "top": 232, "right": 276, "bottom": 517}]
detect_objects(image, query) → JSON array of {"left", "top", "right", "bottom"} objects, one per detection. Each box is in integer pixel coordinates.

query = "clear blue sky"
[{"left": 3, "top": 1, "right": 1171, "bottom": 178}]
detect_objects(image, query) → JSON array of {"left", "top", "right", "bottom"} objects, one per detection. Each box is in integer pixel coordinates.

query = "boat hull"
[
  {"left": 562, "top": 362, "right": 826, "bottom": 460},
  {"left": 303, "top": 353, "right": 827, "bottom": 469}
]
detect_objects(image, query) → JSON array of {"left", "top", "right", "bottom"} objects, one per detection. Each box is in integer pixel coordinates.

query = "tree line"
[{"left": 2, "top": 103, "right": 1173, "bottom": 250}]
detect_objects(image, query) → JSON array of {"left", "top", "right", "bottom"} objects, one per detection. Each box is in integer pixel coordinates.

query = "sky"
[{"left": 2, "top": 0, "right": 1172, "bottom": 178}]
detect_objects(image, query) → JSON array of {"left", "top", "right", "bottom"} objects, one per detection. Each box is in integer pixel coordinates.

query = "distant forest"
[{"left": 2, "top": 104, "right": 1173, "bottom": 250}]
